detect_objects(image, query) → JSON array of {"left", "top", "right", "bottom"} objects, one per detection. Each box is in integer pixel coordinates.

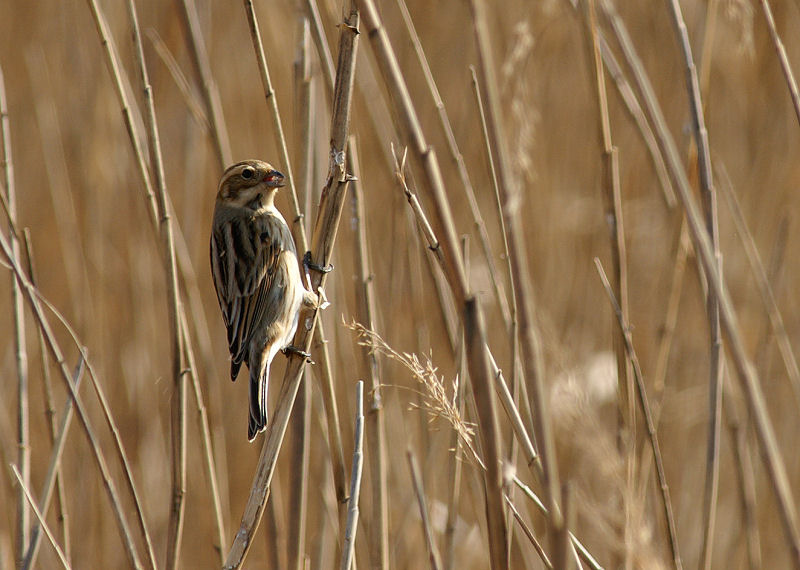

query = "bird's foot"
[
  {"left": 282, "top": 345, "right": 314, "bottom": 364},
  {"left": 304, "top": 251, "right": 333, "bottom": 274}
]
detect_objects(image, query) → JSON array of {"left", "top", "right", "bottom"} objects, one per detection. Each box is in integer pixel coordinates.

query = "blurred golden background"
[{"left": 1, "top": 0, "right": 800, "bottom": 568}]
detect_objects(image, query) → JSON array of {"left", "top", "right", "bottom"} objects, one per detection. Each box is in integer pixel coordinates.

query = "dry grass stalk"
[
  {"left": 594, "top": 258, "right": 681, "bottom": 569},
  {"left": 21, "top": 353, "right": 84, "bottom": 569},
  {"left": 0, "top": 62, "right": 30, "bottom": 570},
  {"left": 86, "top": 0, "right": 235, "bottom": 566},
  {"left": 468, "top": 0, "right": 563, "bottom": 558},
  {"left": 126, "top": 1, "right": 189, "bottom": 566},
  {"left": 21, "top": 230, "right": 71, "bottom": 563},
  {"left": 395, "top": 0, "right": 511, "bottom": 327},
  {"left": 460, "top": 298, "right": 509, "bottom": 569},
  {"left": 756, "top": 0, "right": 800, "bottom": 127},
  {"left": 393, "top": 146, "right": 460, "bottom": 354},
  {"left": 177, "top": 0, "right": 232, "bottom": 169},
  {"left": 407, "top": 449, "right": 443, "bottom": 570},
  {"left": 504, "top": 495, "right": 552, "bottom": 569},
  {"left": 350, "top": 138, "right": 390, "bottom": 570},
  {"left": 513, "top": 478, "right": 604, "bottom": 570},
  {"left": 340, "top": 382, "right": 365, "bottom": 570},
  {"left": 351, "top": 5, "right": 513, "bottom": 552},
  {"left": 596, "top": 36, "right": 675, "bottom": 208},
  {"left": 0, "top": 250, "right": 144, "bottom": 569},
  {"left": 11, "top": 466, "right": 71, "bottom": 570},
  {"left": 355, "top": 0, "right": 468, "bottom": 304},
  {"left": 222, "top": 3, "right": 359, "bottom": 564},
  {"left": 717, "top": 162, "right": 800, "bottom": 408},
  {"left": 583, "top": 3, "right": 634, "bottom": 565},
  {"left": 469, "top": 66, "right": 535, "bottom": 443},
  {"left": 602, "top": 1, "right": 800, "bottom": 562},
  {"left": 663, "top": 4, "right": 723, "bottom": 568},
  {"left": 286, "top": 19, "right": 314, "bottom": 570},
  {"left": 443, "top": 240, "right": 470, "bottom": 570}
]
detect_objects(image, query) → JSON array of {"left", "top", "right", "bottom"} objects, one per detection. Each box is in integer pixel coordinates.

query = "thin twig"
[
  {"left": 504, "top": 495, "right": 552, "bottom": 569},
  {"left": 717, "top": 161, "right": 800, "bottom": 408},
  {"left": 582, "top": 5, "right": 634, "bottom": 566},
  {"left": 513, "top": 477, "right": 604, "bottom": 570},
  {"left": 469, "top": 67, "right": 534, "bottom": 441},
  {"left": 341, "top": 382, "right": 365, "bottom": 570}
]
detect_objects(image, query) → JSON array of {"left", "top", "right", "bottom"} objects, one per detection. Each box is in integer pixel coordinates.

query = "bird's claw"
[
  {"left": 283, "top": 345, "right": 314, "bottom": 364},
  {"left": 304, "top": 251, "right": 333, "bottom": 274}
]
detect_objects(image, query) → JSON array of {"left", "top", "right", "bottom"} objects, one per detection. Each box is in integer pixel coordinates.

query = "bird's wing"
[{"left": 211, "top": 209, "right": 296, "bottom": 368}]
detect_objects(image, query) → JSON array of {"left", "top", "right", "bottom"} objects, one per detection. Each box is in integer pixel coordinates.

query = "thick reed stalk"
[
  {"left": 223, "top": 4, "right": 359, "bottom": 564},
  {"left": 244, "top": 0, "right": 349, "bottom": 512}
]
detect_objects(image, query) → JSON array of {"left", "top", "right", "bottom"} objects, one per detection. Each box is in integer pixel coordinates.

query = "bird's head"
[{"left": 216, "top": 160, "right": 285, "bottom": 207}]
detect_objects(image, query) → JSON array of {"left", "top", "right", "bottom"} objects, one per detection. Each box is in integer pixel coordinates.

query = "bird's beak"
[{"left": 265, "top": 169, "right": 285, "bottom": 188}]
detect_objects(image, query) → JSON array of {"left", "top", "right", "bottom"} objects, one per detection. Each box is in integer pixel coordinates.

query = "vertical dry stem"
[
  {"left": 350, "top": 139, "right": 390, "bottom": 569},
  {"left": 222, "top": 4, "right": 359, "bottom": 564},
  {"left": 341, "top": 382, "right": 365, "bottom": 570},
  {"left": 126, "top": 2, "right": 187, "bottom": 567},
  {"left": 407, "top": 450, "right": 442, "bottom": 570},
  {"left": 468, "top": 0, "right": 563, "bottom": 557},
  {"left": 177, "top": 0, "right": 233, "bottom": 169},
  {"left": 244, "top": 0, "right": 349, "bottom": 511},
  {"left": 663, "top": 3, "right": 721, "bottom": 568},
  {"left": 0, "top": 63, "right": 30, "bottom": 570}
]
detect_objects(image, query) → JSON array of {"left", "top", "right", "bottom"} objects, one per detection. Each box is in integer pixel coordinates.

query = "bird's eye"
[{"left": 241, "top": 167, "right": 255, "bottom": 180}]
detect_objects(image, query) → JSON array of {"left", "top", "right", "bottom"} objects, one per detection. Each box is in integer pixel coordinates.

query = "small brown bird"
[{"left": 211, "top": 160, "right": 317, "bottom": 441}]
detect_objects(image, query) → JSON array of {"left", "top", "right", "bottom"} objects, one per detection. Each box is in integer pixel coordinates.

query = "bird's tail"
[{"left": 247, "top": 353, "right": 270, "bottom": 442}]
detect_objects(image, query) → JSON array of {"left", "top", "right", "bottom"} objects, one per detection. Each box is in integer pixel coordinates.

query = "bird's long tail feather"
[{"left": 247, "top": 355, "right": 270, "bottom": 442}]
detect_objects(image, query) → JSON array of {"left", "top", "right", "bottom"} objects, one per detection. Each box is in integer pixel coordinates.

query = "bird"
[{"left": 210, "top": 159, "right": 318, "bottom": 441}]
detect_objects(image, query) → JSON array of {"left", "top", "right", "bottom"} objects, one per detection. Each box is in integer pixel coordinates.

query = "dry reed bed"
[{"left": 2, "top": 0, "right": 800, "bottom": 568}]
